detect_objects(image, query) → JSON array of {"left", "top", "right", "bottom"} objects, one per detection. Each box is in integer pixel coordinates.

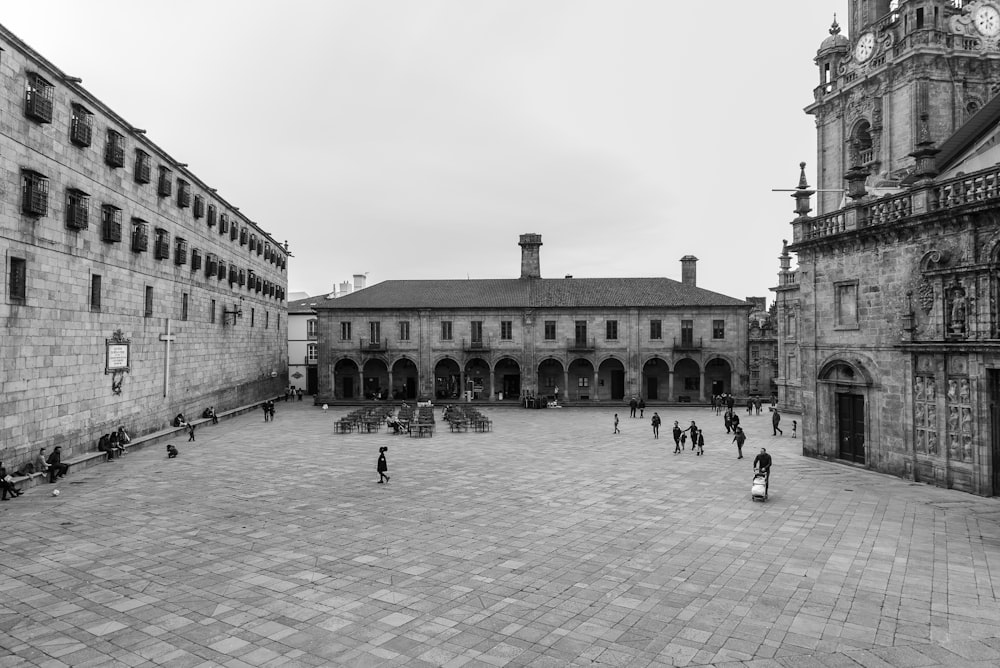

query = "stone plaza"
[{"left": 2, "top": 403, "right": 1000, "bottom": 667}]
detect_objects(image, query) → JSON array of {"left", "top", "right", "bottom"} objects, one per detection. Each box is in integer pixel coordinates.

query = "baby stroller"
[{"left": 751, "top": 471, "right": 768, "bottom": 501}]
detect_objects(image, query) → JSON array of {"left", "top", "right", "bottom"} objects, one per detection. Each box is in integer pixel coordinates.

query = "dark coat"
[{"left": 377, "top": 453, "right": 387, "bottom": 473}]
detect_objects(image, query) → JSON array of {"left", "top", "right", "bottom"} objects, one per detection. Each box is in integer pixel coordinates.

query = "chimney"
[
  {"left": 519, "top": 233, "right": 542, "bottom": 279},
  {"left": 339, "top": 281, "right": 352, "bottom": 297},
  {"left": 353, "top": 273, "right": 366, "bottom": 291},
  {"left": 680, "top": 255, "right": 698, "bottom": 287}
]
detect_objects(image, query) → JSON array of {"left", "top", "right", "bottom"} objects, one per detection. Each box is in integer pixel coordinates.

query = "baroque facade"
[
  {"left": 314, "top": 235, "right": 751, "bottom": 405},
  {"left": 0, "top": 24, "right": 288, "bottom": 469},
  {"left": 775, "top": 0, "right": 1000, "bottom": 495}
]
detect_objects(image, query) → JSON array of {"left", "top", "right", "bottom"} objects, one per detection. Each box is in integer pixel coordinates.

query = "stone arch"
[
  {"left": 390, "top": 356, "right": 419, "bottom": 400},
  {"left": 597, "top": 356, "right": 626, "bottom": 401},
  {"left": 537, "top": 358, "right": 565, "bottom": 400},
  {"left": 465, "top": 357, "right": 491, "bottom": 400},
  {"left": 493, "top": 356, "right": 521, "bottom": 402},
  {"left": 433, "top": 357, "right": 461, "bottom": 400},
  {"left": 817, "top": 355, "right": 876, "bottom": 387},
  {"left": 850, "top": 118, "right": 874, "bottom": 164},
  {"left": 567, "top": 357, "right": 595, "bottom": 401},
  {"left": 333, "top": 357, "right": 360, "bottom": 400},
  {"left": 361, "top": 358, "right": 389, "bottom": 399},
  {"left": 673, "top": 357, "right": 702, "bottom": 402},
  {"left": 704, "top": 356, "right": 734, "bottom": 397},
  {"left": 641, "top": 356, "right": 670, "bottom": 401}
]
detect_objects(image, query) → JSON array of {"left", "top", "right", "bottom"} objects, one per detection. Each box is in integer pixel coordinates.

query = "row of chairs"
[
  {"left": 335, "top": 407, "right": 393, "bottom": 434},
  {"left": 442, "top": 405, "right": 492, "bottom": 433}
]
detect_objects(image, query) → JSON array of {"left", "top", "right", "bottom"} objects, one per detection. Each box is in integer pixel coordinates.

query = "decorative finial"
[
  {"left": 917, "top": 112, "right": 933, "bottom": 146},
  {"left": 830, "top": 14, "right": 841, "bottom": 36},
  {"left": 798, "top": 162, "right": 809, "bottom": 189}
]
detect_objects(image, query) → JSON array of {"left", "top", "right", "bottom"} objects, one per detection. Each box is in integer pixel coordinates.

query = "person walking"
[
  {"left": 685, "top": 421, "right": 698, "bottom": 450},
  {"left": 613, "top": 414, "right": 620, "bottom": 434},
  {"left": 695, "top": 428, "right": 705, "bottom": 456},
  {"left": 733, "top": 426, "right": 746, "bottom": 459},
  {"left": 187, "top": 423, "right": 196, "bottom": 442},
  {"left": 628, "top": 396, "right": 638, "bottom": 418},
  {"left": 672, "top": 421, "right": 683, "bottom": 453},
  {"left": 723, "top": 411, "right": 733, "bottom": 434},
  {"left": 262, "top": 402, "right": 270, "bottom": 422},
  {"left": 747, "top": 397, "right": 754, "bottom": 415},
  {"left": 651, "top": 412, "right": 661, "bottom": 439},
  {"left": 638, "top": 398, "right": 646, "bottom": 418},
  {"left": 772, "top": 408, "right": 783, "bottom": 436},
  {"left": 755, "top": 397, "right": 762, "bottom": 415},
  {"left": 753, "top": 447, "right": 773, "bottom": 497},
  {"left": 377, "top": 446, "right": 390, "bottom": 483}
]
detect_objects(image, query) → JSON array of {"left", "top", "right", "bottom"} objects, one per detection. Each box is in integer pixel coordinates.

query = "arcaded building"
[
  {"left": 0, "top": 24, "right": 288, "bottom": 469},
  {"left": 313, "top": 235, "right": 750, "bottom": 405},
  {"left": 777, "top": 1, "right": 1000, "bottom": 495}
]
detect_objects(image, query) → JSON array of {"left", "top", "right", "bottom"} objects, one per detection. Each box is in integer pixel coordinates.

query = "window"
[
  {"left": 24, "top": 72, "right": 54, "bottom": 123},
  {"left": 205, "top": 253, "right": 217, "bottom": 277},
  {"left": 9, "top": 257, "right": 27, "bottom": 302},
  {"left": 575, "top": 321, "right": 588, "bottom": 345},
  {"left": 174, "top": 238, "right": 188, "bottom": 265},
  {"left": 785, "top": 311, "right": 797, "bottom": 339},
  {"left": 544, "top": 320, "right": 556, "bottom": 340},
  {"left": 398, "top": 321, "right": 409, "bottom": 341},
  {"left": 70, "top": 105, "right": 93, "bottom": 146},
  {"left": 191, "top": 248, "right": 202, "bottom": 272},
  {"left": 606, "top": 320, "right": 618, "bottom": 340},
  {"left": 207, "top": 204, "right": 217, "bottom": 227},
  {"left": 157, "top": 166, "right": 172, "bottom": 197},
  {"left": 681, "top": 319, "right": 694, "bottom": 346},
  {"left": 307, "top": 343, "right": 318, "bottom": 363},
  {"left": 105, "top": 130, "right": 125, "bottom": 168},
  {"left": 238, "top": 268, "right": 245, "bottom": 286},
  {"left": 101, "top": 205, "right": 122, "bottom": 242},
  {"left": 835, "top": 281, "right": 859, "bottom": 328},
  {"left": 193, "top": 194, "right": 204, "bottom": 219},
  {"left": 249, "top": 234, "right": 256, "bottom": 251},
  {"left": 441, "top": 320, "right": 453, "bottom": 340},
  {"left": 177, "top": 179, "right": 191, "bottom": 208},
  {"left": 228, "top": 265, "right": 237, "bottom": 285},
  {"left": 370, "top": 321, "right": 381, "bottom": 343},
  {"left": 90, "top": 274, "right": 102, "bottom": 311},
  {"left": 217, "top": 259, "right": 227, "bottom": 281},
  {"left": 265, "top": 311, "right": 269, "bottom": 329},
  {"left": 650, "top": 319, "right": 662, "bottom": 340},
  {"left": 210, "top": 299, "right": 216, "bottom": 324},
  {"left": 341, "top": 321, "right": 352, "bottom": 340},
  {"left": 250, "top": 307, "right": 255, "bottom": 327},
  {"left": 154, "top": 228, "right": 170, "bottom": 260},
  {"left": 307, "top": 319, "right": 318, "bottom": 338},
  {"left": 230, "top": 221, "right": 239, "bottom": 241},
  {"left": 65, "top": 189, "right": 90, "bottom": 230},
  {"left": 578, "top": 377, "right": 589, "bottom": 388},
  {"left": 134, "top": 150, "right": 151, "bottom": 184},
  {"left": 501, "top": 320, "right": 513, "bottom": 340},
  {"left": 219, "top": 213, "right": 229, "bottom": 235},
  {"left": 239, "top": 227, "right": 248, "bottom": 245},
  {"left": 131, "top": 219, "right": 149, "bottom": 252},
  {"left": 21, "top": 170, "right": 49, "bottom": 216},
  {"left": 144, "top": 285, "right": 154, "bottom": 318},
  {"left": 471, "top": 320, "right": 483, "bottom": 343},
  {"left": 751, "top": 345, "right": 760, "bottom": 360},
  {"left": 182, "top": 292, "right": 189, "bottom": 321},
  {"left": 257, "top": 238, "right": 264, "bottom": 256},
  {"left": 712, "top": 320, "right": 725, "bottom": 339}
]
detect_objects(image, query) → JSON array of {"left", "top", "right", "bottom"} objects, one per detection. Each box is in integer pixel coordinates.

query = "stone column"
[
  {"left": 593, "top": 370, "right": 599, "bottom": 401},
  {"left": 699, "top": 368, "right": 706, "bottom": 402},
  {"left": 667, "top": 370, "right": 674, "bottom": 402}
]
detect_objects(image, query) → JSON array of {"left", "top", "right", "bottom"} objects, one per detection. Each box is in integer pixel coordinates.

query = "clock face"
[
  {"left": 976, "top": 5, "right": 1000, "bottom": 37},
  {"left": 855, "top": 32, "right": 876, "bottom": 62}
]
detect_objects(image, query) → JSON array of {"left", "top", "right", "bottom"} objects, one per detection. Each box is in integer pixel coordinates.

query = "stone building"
[
  {"left": 776, "top": 0, "right": 1000, "bottom": 495},
  {"left": 746, "top": 297, "right": 779, "bottom": 400},
  {"left": 313, "top": 234, "right": 751, "bottom": 405},
  {"left": 0, "top": 24, "right": 288, "bottom": 469},
  {"left": 287, "top": 295, "right": 319, "bottom": 396}
]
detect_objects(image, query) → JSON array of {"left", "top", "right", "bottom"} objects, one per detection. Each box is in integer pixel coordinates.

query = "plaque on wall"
[{"left": 105, "top": 329, "right": 131, "bottom": 373}]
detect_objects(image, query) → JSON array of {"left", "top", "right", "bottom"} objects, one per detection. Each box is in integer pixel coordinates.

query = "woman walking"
[
  {"left": 377, "top": 446, "right": 390, "bottom": 484},
  {"left": 732, "top": 426, "right": 746, "bottom": 459},
  {"left": 650, "top": 412, "right": 661, "bottom": 439}
]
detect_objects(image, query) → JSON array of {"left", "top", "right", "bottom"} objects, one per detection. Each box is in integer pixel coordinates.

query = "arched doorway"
[
  {"left": 333, "top": 358, "right": 360, "bottom": 400},
  {"left": 568, "top": 358, "right": 595, "bottom": 401},
  {"left": 434, "top": 358, "right": 461, "bottom": 400},
  {"left": 465, "top": 358, "right": 490, "bottom": 401},
  {"left": 705, "top": 357, "right": 733, "bottom": 398},
  {"left": 642, "top": 357, "right": 669, "bottom": 401},
  {"left": 391, "top": 358, "right": 418, "bottom": 400},
  {"left": 537, "top": 358, "right": 564, "bottom": 401},
  {"left": 819, "top": 360, "right": 872, "bottom": 465},
  {"left": 598, "top": 357, "right": 626, "bottom": 401},
  {"left": 493, "top": 357, "right": 521, "bottom": 401},
  {"left": 673, "top": 358, "right": 701, "bottom": 402},
  {"left": 362, "top": 359, "right": 389, "bottom": 399}
]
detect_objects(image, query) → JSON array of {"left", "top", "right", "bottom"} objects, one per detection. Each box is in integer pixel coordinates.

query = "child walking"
[
  {"left": 377, "top": 446, "right": 390, "bottom": 483},
  {"left": 613, "top": 414, "right": 620, "bottom": 434}
]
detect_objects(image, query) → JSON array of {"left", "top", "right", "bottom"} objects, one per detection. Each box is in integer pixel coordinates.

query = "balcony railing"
[
  {"left": 463, "top": 337, "right": 492, "bottom": 352},
  {"left": 567, "top": 337, "right": 596, "bottom": 352},
  {"left": 360, "top": 338, "right": 388, "bottom": 352},
  {"left": 673, "top": 336, "right": 702, "bottom": 351}
]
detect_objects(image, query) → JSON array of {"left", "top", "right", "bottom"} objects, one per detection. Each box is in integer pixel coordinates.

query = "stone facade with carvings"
[
  {"left": 778, "top": 1, "right": 1000, "bottom": 496},
  {"left": 0, "top": 24, "right": 288, "bottom": 470}
]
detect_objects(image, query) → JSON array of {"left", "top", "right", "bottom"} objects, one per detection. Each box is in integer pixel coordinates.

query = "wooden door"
[{"left": 837, "top": 393, "right": 865, "bottom": 463}]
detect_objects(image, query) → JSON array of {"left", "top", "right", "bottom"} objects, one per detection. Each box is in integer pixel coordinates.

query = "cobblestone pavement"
[{"left": 2, "top": 402, "right": 1000, "bottom": 667}]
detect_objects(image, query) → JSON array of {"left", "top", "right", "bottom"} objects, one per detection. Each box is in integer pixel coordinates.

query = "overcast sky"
[{"left": 3, "top": 1, "right": 842, "bottom": 301}]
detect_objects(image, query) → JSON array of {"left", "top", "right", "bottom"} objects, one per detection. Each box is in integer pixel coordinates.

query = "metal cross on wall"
[{"left": 159, "top": 318, "right": 176, "bottom": 398}]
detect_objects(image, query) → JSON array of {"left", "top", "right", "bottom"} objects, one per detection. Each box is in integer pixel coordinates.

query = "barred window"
[
  {"left": 70, "top": 104, "right": 93, "bottom": 146},
  {"left": 219, "top": 213, "right": 229, "bottom": 235},
  {"left": 230, "top": 221, "right": 239, "bottom": 241},
  {"left": 134, "top": 150, "right": 151, "bottom": 184},
  {"left": 193, "top": 194, "right": 205, "bottom": 218},
  {"left": 21, "top": 170, "right": 49, "bottom": 216},
  {"left": 9, "top": 257, "right": 27, "bottom": 301},
  {"left": 177, "top": 179, "right": 191, "bottom": 208},
  {"left": 191, "top": 248, "right": 202, "bottom": 272},
  {"left": 174, "top": 237, "right": 188, "bottom": 265},
  {"left": 239, "top": 227, "right": 248, "bottom": 245},
  {"left": 207, "top": 204, "right": 217, "bottom": 227},
  {"left": 65, "top": 188, "right": 90, "bottom": 230},
  {"left": 105, "top": 130, "right": 125, "bottom": 168},
  {"left": 131, "top": 219, "right": 149, "bottom": 253},
  {"left": 157, "top": 166, "right": 172, "bottom": 197},
  {"left": 90, "top": 274, "right": 102, "bottom": 311},
  {"left": 101, "top": 205, "right": 122, "bottom": 242},
  {"left": 144, "top": 285, "right": 154, "bottom": 317},
  {"left": 154, "top": 228, "right": 171, "bottom": 260},
  {"left": 24, "top": 72, "right": 54, "bottom": 123}
]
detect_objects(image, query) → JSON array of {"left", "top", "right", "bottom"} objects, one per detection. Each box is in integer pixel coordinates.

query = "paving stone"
[{"left": 1, "top": 403, "right": 1000, "bottom": 666}]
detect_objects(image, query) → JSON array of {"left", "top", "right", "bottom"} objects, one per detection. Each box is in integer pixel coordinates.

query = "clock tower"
[{"left": 806, "top": 0, "right": 1000, "bottom": 215}]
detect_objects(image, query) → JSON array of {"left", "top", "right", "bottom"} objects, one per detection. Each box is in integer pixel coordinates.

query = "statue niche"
[{"left": 947, "top": 280, "right": 968, "bottom": 338}]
